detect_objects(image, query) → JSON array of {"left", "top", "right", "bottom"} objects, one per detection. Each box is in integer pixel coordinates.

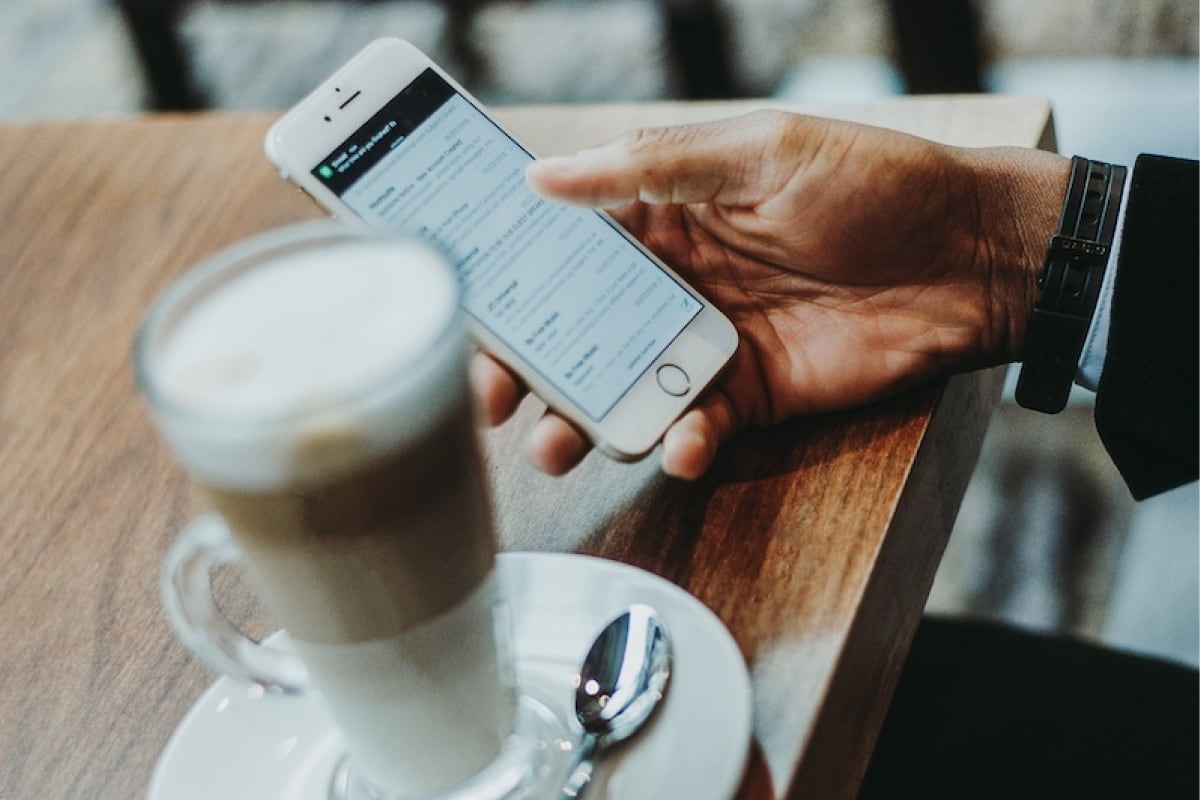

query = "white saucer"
[{"left": 149, "top": 552, "right": 753, "bottom": 800}]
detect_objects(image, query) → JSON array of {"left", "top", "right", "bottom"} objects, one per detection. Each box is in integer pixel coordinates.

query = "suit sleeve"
[{"left": 1094, "top": 154, "right": 1199, "bottom": 500}]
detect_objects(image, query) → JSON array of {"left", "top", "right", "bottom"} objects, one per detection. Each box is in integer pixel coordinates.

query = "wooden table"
[{"left": 0, "top": 95, "right": 1053, "bottom": 799}]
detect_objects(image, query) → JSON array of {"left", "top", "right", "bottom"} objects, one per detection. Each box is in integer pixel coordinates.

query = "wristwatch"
[{"left": 1015, "top": 156, "right": 1127, "bottom": 413}]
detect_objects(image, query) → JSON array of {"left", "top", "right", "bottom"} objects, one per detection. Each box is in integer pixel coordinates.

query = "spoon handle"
[{"left": 560, "top": 733, "right": 599, "bottom": 799}]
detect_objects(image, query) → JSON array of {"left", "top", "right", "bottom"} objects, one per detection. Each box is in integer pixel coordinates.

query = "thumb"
[
  {"left": 660, "top": 390, "right": 742, "bottom": 479},
  {"left": 526, "top": 111, "right": 790, "bottom": 209}
]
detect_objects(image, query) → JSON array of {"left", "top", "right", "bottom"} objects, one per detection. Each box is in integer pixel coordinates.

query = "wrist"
[{"left": 957, "top": 147, "right": 1072, "bottom": 365}]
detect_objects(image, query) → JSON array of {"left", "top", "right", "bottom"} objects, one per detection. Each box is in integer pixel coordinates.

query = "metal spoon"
[{"left": 561, "top": 604, "right": 672, "bottom": 798}]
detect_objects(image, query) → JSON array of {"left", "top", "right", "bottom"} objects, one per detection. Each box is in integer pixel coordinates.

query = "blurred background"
[{"left": 3, "top": 0, "right": 1196, "bottom": 668}]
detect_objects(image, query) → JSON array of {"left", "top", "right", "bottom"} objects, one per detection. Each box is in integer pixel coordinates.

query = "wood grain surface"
[{"left": 0, "top": 96, "right": 1051, "bottom": 800}]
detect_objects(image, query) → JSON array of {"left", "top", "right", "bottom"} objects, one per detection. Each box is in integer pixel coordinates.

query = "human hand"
[{"left": 476, "top": 110, "right": 1069, "bottom": 478}]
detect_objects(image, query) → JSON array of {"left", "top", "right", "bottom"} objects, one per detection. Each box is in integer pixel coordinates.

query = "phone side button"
[{"left": 655, "top": 364, "right": 691, "bottom": 397}]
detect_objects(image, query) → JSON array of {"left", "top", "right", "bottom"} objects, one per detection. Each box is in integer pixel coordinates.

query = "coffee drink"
[
  {"left": 141, "top": 229, "right": 514, "bottom": 792},
  {"left": 201, "top": 394, "right": 494, "bottom": 643}
]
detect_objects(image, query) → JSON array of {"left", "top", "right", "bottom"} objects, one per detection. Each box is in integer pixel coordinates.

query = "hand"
[{"left": 476, "top": 110, "right": 1069, "bottom": 478}]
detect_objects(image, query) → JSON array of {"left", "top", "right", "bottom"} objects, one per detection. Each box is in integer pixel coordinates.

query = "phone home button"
[{"left": 655, "top": 364, "right": 691, "bottom": 397}]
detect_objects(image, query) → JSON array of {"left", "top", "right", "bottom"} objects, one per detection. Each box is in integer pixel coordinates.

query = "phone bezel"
[{"left": 265, "top": 38, "right": 738, "bottom": 460}]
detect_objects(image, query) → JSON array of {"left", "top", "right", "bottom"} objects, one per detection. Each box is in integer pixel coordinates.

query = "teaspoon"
[{"left": 561, "top": 604, "right": 672, "bottom": 798}]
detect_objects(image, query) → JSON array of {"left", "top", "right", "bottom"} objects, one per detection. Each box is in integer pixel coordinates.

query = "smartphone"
[{"left": 264, "top": 38, "right": 737, "bottom": 461}]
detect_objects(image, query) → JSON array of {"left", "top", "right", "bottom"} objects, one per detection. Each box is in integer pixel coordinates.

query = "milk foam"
[{"left": 147, "top": 237, "right": 465, "bottom": 490}]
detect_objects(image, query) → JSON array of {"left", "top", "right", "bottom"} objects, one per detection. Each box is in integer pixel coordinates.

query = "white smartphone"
[{"left": 264, "top": 38, "right": 738, "bottom": 461}]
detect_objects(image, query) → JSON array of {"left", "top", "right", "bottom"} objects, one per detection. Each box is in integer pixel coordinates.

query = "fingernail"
[{"left": 528, "top": 154, "right": 583, "bottom": 176}]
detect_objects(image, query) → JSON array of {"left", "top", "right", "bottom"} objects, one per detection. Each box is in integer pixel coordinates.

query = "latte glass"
[{"left": 136, "top": 223, "right": 560, "bottom": 799}]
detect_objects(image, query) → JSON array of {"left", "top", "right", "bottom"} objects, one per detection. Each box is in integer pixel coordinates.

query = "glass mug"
[{"left": 136, "top": 223, "right": 565, "bottom": 799}]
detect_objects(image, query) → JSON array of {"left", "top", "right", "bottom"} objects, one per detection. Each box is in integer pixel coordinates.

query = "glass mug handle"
[{"left": 161, "top": 513, "right": 309, "bottom": 693}]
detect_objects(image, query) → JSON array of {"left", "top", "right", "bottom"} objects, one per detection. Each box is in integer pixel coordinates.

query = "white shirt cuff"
[{"left": 1075, "top": 176, "right": 1132, "bottom": 391}]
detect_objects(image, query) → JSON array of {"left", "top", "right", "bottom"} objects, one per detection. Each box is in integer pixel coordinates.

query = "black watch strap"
[{"left": 1016, "top": 156, "right": 1127, "bottom": 413}]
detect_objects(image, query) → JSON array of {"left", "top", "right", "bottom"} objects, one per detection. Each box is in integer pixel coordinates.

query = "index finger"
[{"left": 525, "top": 110, "right": 806, "bottom": 209}]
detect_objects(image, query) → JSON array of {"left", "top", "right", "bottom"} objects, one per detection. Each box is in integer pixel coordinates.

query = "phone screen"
[{"left": 311, "top": 69, "right": 700, "bottom": 421}]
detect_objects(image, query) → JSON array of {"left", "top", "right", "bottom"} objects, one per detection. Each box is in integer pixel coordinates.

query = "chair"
[
  {"left": 112, "top": 0, "right": 984, "bottom": 110},
  {"left": 111, "top": 0, "right": 739, "bottom": 109}
]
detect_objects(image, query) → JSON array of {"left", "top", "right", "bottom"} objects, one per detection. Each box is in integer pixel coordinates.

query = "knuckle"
[
  {"left": 617, "top": 124, "right": 678, "bottom": 154},
  {"left": 747, "top": 109, "right": 804, "bottom": 151}
]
